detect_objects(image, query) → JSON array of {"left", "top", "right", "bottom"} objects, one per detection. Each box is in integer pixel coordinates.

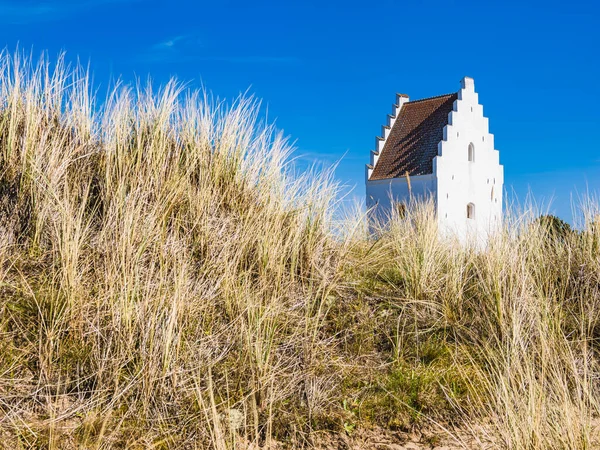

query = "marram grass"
[{"left": 0, "top": 51, "right": 599, "bottom": 449}]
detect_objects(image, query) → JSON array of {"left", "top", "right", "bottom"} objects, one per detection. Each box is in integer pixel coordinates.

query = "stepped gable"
[{"left": 369, "top": 92, "right": 457, "bottom": 180}]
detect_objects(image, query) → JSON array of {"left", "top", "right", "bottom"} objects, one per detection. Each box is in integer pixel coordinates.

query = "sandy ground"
[
  {"left": 302, "top": 426, "right": 492, "bottom": 450},
  {"left": 236, "top": 424, "right": 496, "bottom": 450}
]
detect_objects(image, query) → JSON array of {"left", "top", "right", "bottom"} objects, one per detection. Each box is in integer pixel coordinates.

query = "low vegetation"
[{"left": 0, "top": 52, "right": 598, "bottom": 449}]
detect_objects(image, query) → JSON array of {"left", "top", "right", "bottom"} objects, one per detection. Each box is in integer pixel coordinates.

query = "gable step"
[{"left": 369, "top": 92, "right": 410, "bottom": 176}]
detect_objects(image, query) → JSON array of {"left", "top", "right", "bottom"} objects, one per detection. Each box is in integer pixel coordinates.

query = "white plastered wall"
[
  {"left": 366, "top": 174, "right": 436, "bottom": 224},
  {"left": 433, "top": 77, "right": 503, "bottom": 244}
]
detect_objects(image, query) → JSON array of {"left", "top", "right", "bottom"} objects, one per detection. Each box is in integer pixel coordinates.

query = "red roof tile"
[{"left": 369, "top": 93, "right": 457, "bottom": 180}]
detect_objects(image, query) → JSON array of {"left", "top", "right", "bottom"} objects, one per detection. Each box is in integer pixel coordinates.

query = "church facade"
[{"left": 366, "top": 77, "right": 503, "bottom": 243}]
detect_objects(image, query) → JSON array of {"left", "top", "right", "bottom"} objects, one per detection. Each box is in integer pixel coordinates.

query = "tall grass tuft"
[
  {"left": 0, "top": 51, "right": 598, "bottom": 449},
  {"left": 0, "top": 51, "right": 342, "bottom": 448},
  {"left": 352, "top": 200, "right": 600, "bottom": 449}
]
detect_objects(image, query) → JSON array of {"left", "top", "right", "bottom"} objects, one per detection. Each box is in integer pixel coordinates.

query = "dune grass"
[{"left": 0, "top": 52, "right": 598, "bottom": 449}]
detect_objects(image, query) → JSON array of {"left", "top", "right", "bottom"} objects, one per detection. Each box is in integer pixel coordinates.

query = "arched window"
[
  {"left": 467, "top": 203, "right": 475, "bottom": 219},
  {"left": 468, "top": 143, "right": 475, "bottom": 162}
]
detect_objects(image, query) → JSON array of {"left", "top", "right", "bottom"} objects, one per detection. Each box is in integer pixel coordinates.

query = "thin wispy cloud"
[
  {"left": 291, "top": 149, "right": 358, "bottom": 169},
  {"left": 139, "top": 34, "right": 204, "bottom": 63},
  {"left": 0, "top": 0, "right": 139, "bottom": 24},
  {"left": 152, "top": 35, "right": 191, "bottom": 51},
  {"left": 141, "top": 34, "right": 299, "bottom": 66}
]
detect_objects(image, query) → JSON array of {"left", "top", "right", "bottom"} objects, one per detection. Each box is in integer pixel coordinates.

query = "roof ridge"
[{"left": 406, "top": 92, "right": 457, "bottom": 104}]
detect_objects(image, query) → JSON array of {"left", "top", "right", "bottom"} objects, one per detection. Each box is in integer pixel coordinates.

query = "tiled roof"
[{"left": 369, "top": 93, "right": 457, "bottom": 180}]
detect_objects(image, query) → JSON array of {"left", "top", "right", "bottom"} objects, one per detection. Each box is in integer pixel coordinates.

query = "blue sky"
[{"left": 1, "top": 0, "right": 598, "bottom": 222}]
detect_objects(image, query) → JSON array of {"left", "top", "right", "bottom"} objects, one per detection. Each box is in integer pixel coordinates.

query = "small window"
[
  {"left": 468, "top": 143, "right": 475, "bottom": 162},
  {"left": 467, "top": 203, "right": 475, "bottom": 219}
]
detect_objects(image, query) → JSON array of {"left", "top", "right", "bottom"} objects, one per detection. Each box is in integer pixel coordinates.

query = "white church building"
[{"left": 365, "top": 77, "right": 503, "bottom": 243}]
